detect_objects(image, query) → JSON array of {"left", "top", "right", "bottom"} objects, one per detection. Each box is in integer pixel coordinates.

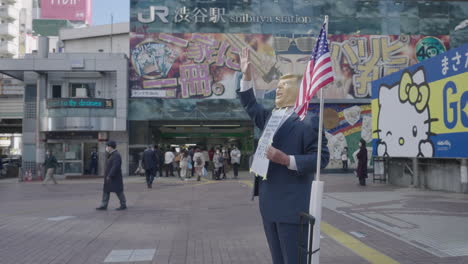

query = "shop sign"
[
  {"left": 47, "top": 98, "right": 113, "bottom": 109},
  {"left": 41, "top": 0, "right": 92, "bottom": 24},
  {"left": 46, "top": 132, "right": 98, "bottom": 140},
  {"left": 0, "top": 137, "right": 11, "bottom": 147},
  {"left": 372, "top": 43, "right": 468, "bottom": 158}
]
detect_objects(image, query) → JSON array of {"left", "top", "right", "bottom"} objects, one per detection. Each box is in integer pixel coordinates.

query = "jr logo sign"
[{"left": 138, "top": 6, "right": 169, "bottom": 24}]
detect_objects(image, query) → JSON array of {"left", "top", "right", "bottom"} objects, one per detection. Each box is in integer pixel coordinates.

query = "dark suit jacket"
[
  {"left": 142, "top": 149, "right": 158, "bottom": 170},
  {"left": 104, "top": 150, "right": 123, "bottom": 193},
  {"left": 239, "top": 88, "right": 329, "bottom": 224}
]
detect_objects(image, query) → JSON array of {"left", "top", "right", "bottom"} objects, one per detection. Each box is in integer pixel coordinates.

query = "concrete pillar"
[
  {"left": 461, "top": 159, "right": 468, "bottom": 193},
  {"left": 35, "top": 37, "right": 48, "bottom": 179}
]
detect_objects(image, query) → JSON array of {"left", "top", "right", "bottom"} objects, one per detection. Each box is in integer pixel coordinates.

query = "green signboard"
[
  {"left": 32, "top": 19, "right": 72, "bottom": 37},
  {"left": 46, "top": 98, "right": 114, "bottom": 109}
]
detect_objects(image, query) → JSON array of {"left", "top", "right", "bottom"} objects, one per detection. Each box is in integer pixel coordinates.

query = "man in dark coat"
[
  {"left": 356, "top": 138, "right": 368, "bottom": 186},
  {"left": 239, "top": 48, "right": 329, "bottom": 264},
  {"left": 89, "top": 148, "right": 98, "bottom": 175},
  {"left": 96, "top": 141, "right": 127, "bottom": 211},
  {"left": 154, "top": 145, "right": 164, "bottom": 177},
  {"left": 142, "top": 145, "right": 158, "bottom": 188}
]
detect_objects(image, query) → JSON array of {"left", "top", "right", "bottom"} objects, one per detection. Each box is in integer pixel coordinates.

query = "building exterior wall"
[
  {"left": 62, "top": 34, "right": 129, "bottom": 55},
  {"left": 387, "top": 158, "right": 465, "bottom": 193},
  {"left": 126, "top": 0, "right": 468, "bottom": 192}
]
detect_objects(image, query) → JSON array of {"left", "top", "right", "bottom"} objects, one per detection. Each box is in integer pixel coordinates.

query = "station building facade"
[
  {"left": 128, "top": 0, "right": 468, "bottom": 184},
  {"left": 1, "top": 0, "right": 467, "bottom": 191}
]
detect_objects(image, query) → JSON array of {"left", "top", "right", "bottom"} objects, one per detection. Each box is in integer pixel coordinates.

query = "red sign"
[{"left": 41, "top": 0, "right": 92, "bottom": 24}]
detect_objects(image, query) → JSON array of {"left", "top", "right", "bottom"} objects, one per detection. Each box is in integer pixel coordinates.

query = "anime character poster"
[
  {"left": 129, "top": 33, "right": 276, "bottom": 99},
  {"left": 130, "top": 32, "right": 449, "bottom": 100}
]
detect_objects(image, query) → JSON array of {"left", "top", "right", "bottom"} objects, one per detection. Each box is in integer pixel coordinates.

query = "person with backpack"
[
  {"left": 193, "top": 147, "right": 205, "bottom": 181},
  {"left": 213, "top": 148, "right": 224, "bottom": 180}
]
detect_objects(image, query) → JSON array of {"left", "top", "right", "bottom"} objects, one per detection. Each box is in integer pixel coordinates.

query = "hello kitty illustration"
[{"left": 374, "top": 67, "right": 436, "bottom": 157}]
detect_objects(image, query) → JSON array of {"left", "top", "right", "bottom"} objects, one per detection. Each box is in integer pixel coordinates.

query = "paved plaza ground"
[{"left": 0, "top": 171, "right": 467, "bottom": 264}]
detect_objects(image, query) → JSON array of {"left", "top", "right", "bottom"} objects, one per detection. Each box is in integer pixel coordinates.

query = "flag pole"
[{"left": 309, "top": 15, "right": 329, "bottom": 264}]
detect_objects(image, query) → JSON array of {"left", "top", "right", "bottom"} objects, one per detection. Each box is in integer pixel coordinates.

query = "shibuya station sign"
[{"left": 137, "top": 6, "right": 312, "bottom": 25}]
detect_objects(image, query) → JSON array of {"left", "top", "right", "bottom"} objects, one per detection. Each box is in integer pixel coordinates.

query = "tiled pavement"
[{"left": 0, "top": 172, "right": 467, "bottom": 264}]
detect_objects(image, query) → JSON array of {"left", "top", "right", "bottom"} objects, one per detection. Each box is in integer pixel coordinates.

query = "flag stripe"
[
  {"left": 308, "top": 71, "right": 334, "bottom": 98},
  {"left": 294, "top": 22, "right": 335, "bottom": 120}
]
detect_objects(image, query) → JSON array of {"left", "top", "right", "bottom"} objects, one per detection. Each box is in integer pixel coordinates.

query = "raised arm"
[{"left": 238, "top": 47, "right": 270, "bottom": 130}]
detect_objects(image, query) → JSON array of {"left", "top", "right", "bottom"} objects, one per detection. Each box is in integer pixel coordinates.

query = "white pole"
[{"left": 309, "top": 15, "right": 329, "bottom": 264}]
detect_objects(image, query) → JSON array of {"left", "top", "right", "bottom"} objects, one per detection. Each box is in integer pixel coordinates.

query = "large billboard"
[
  {"left": 130, "top": 2, "right": 449, "bottom": 99},
  {"left": 41, "top": 0, "right": 92, "bottom": 24},
  {"left": 372, "top": 43, "right": 468, "bottom": 158},
  {"left": 129, "top": 32, "right": 449, "bottom": 99}
]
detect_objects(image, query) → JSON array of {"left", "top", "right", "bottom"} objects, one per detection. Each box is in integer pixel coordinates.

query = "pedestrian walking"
[
  {"left": 356, "top": 139, "right": 368, "bottom": 186},
  {"left": 164, "top": 148, "right": 175, "bottom": 177},
  {"left": 173, "top": 150, "right": 181, "bottom": 178},
  {"left": 230, "top": 146, "right": 241, "bottom": 179},
  {"left": 142, "top": 145, "right": 158, "bottom": 188},
  {"left": 341, "top": 147, "right": 348, "bottom": 172},
  {"left": 202, "top": 147, "right": 210, "bottom": 171},
  {"left": 154, "top": 145, "right": 164, "bottom": 177},
  {"left": 89, "top": 148, "right": 98, "bottom": 175},
  {"left": 42, "top": 150, "right": 59, "bottom": 185},
  {"left": 221, "top": 148, "right": 229, "bottom": 179},
  {"left": 179, "top": 150, "right": 189, "bottom": 180},
  {"left": 96, "top": 141, "right": 127, "bottom": 211},
  {"left": 208, "top": 147, "right": 215, "bottom": 179},
  {"left": 193, "top": 147, "right": 205, "bottom": 181},
  {"left": 213, "top": 148, "right": 224, "bottom": 180}
]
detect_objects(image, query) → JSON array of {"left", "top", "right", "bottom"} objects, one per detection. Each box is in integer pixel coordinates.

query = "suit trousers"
[
  {"left": 101, "top": 191, "right": 126, "bottom": 208},
  {"left": 145, "top": 168, "right": 155, "bottom": 184},
  {"left": 262, "top": 218, "right": 308, "bottom": 264}
]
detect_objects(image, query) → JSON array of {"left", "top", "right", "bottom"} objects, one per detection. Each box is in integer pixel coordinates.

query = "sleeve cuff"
[
  {"left": 287, "top": 155, "right": 298, "bottom": 171},
  {"left": 240, "top": 80, "right": 253, "bottom": 92}
]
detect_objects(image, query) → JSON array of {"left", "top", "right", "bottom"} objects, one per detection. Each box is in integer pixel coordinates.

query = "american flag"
[{"left": 294, "top": 22, "right": 334, "bottom": 120}]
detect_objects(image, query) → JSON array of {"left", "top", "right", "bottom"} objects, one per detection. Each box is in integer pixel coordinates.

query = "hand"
[
  {"left": 240, "top": 47, "right": 252, "bottom": 81},
  {"left": 266, "top": 146, "right": 290, "bottom": 167}
]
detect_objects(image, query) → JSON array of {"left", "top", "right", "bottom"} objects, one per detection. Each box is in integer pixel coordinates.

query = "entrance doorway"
[
  {"left": 46, "top": 141, "right": 98, "bottom": 176},
  {"left": 83, "top": 143, "right": 98, "bottom": 175}
]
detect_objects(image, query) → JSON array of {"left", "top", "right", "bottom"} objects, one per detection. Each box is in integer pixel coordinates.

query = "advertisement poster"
[
  {"left": 130, "top": 32, "right": 449, "bottom": 99},
  {"left": 309, "top": 104, "right": 372, "bottom": 169},
  {"left": 372, "top": 43, "right": 468, "bottom": 158},
  {"left": 41, "top": 0, "right": 92, "bottom": 24}
]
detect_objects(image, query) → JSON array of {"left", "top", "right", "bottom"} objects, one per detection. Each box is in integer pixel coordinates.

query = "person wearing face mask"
[
  {"left": 230, "top": 146, "right": 241, "bottom": 179},
  {"left": 237, "top": 48, "right": 329, "bottom": 264},
  {"left": 96, "top": 141, "right": 127, "bottom": 211},
  {"left": 42, "top": 150, "right": 59, "bottom": 185},
  {"left": 213, "top": 148, "right": 224, "bottom": 180}
]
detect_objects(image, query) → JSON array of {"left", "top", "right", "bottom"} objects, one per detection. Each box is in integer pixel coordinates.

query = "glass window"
[
  {"left": 64, "top": 162, "right": 82, "bottom": 174},
  {"left": 63, "top": 143, "right": 82, "bottom": 160},
  {"left": 46, "top": 143, "right": 64, "bottom": 160},
  {"left": 52, "top": 85, "right": 62, "bottom": 98},
  {"left": 69, "top": 83, "right": 96, "bottom": 98}
]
